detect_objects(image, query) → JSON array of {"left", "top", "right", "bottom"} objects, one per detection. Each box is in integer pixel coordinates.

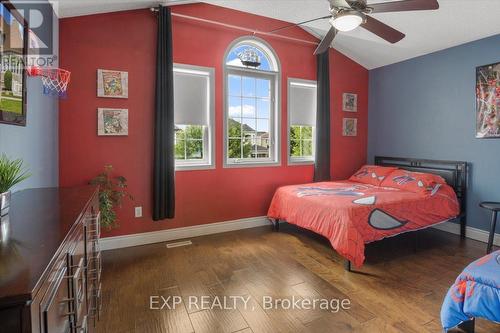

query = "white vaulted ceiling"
[
  {"left": 201, "top": 0, "right": 500, "bottom": 69},
  {"left": 57, "top": 0, "right": 500, "bottom": 69},
  {"left": 56, "top": 0, "right": 196, "bottom": 18}
]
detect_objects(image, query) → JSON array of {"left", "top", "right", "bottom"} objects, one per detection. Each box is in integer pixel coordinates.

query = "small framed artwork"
[
  {"left": 342, "top": 93, "right": 357, "bottom": 112},
  {"left": 97, "top": 69, "right": 128, "bottom": 98},
  {"left": 343, "top": 118, "right": 357, "bottom": 137},
  {"left": 98, "top": 108, "right": 128, "bottom": 136},
  {"left": 476, "top": 62, "right": 500, "bottom": 138}
]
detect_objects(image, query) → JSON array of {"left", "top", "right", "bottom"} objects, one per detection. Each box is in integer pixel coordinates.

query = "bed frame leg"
[
  {"left": 455, "top": 318, "right": 475, "bottom": 333},
  {"left": 413, "top": 232, "right": 418, "bottom": 253},
  {"left": 270, "top": 218, "right": 279, "bottom": 232},
  {"left": 344, "top": 260, "right": 351, "bottom": 272},
  {"left": 460, "top": 214, "right": 467, "bottom": 239}
]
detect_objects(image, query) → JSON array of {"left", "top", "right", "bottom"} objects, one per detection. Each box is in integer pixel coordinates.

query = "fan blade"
[
  {"left": 361, "top": 15, "right": 405, "bottom": 43},
  {"left": 329, "top": 0, "right": 352, "bottom": 9},
  {"left": 313, "top": 27, "right": 336, "bottom": 55},
  {"left": 268, "top": 15, "right": 332, "bottom": 34},
  {"left": 370, "top": 0, "right": 439, "bottom": 13}
]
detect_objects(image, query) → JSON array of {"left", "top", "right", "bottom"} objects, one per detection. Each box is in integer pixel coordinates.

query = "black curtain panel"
[
  {"left": 153, "top": 6, "right": 175, "bottom": 220},
  {"left": 314, "top": 51, "right": 331, "bottom": 182}
]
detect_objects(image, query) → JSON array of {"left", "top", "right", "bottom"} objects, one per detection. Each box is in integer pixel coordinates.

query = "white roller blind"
[
  {"left": 289, "top": 81, "right": 317, "bottom": 126},
  {"left": 173, "top": 68, "right": 210, "bottom": 126}
]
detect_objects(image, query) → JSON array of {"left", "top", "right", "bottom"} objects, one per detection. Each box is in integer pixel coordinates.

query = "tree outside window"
[
  {"left": 290, "top": 125, "right": 313, "bottom": 158},
  {"left": 175, "top": 125, "right": 204, "bottom": 160}
]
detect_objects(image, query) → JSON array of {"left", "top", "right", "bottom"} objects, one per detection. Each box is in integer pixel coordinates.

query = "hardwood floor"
[{"left": 96, "top": 224, "right": 499, "bottom": 333}]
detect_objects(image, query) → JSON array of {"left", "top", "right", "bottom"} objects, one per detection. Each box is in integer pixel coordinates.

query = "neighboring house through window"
[
  {"left": 224, "top": 37, "right": 281, "bottom": 167},
  {"left": 288, "top": 78, "right": 317, "bottom": 164},
  {"left": 173, "top": 64, "right": 215, "bottom": 170}
]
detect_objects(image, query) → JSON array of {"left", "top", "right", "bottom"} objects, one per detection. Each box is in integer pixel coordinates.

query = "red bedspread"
[{"left": 267, "top": 181, "right": 460, "bottom": 267}]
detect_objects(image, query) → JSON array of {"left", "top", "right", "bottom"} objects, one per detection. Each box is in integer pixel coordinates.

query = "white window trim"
[
  {"left": 173, "top": 63, "right": 215, "bottom": 171},
  {"left": 223, "top": 36, "right": 281, "bottom": 169},
  {"left": 287, "top": 78, "right": 317, "bottom": 166}
]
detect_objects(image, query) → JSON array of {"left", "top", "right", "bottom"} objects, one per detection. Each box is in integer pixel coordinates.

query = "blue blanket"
[{"left": 441, "top": 250, "right": 500, "bottom": 330}]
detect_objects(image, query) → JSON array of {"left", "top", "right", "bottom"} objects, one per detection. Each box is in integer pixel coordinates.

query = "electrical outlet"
[{"left": 134, "top": 206, "right": 143, "bottom": 218}]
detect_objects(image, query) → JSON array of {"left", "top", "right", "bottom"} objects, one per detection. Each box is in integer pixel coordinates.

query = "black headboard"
[{"left": 374, "top": 156, "right": 468, "bottom": 215}]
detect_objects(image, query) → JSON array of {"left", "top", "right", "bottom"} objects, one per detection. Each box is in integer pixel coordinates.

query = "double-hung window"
[
  {"left": 224, "top": 38, "right": 280, "bottom": 167},
  {"left": 288, "top": 79, "right": 317, "bottom": 164},
  {"left": 173, "top": 64, "right": 215, "bottom": 170}
]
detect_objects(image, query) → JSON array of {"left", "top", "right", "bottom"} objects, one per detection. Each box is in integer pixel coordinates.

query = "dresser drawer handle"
[
  {"left": 86, "top": 212, "right": 101, "bottom": 238},
  {"left": 41, "top": 267, "right": 73, "bottom": 332},
  {"left": 87, "top": 212, "right": 101, "bottom": 223},
  {"left": 96, "top": 285, "right": 102, "bottom": 320},
  {"left": 89, "top": 284, "right": 102, "bottom": 320},
  {"left": 88, "top": 252, "right": 102, "bottom": 284},
  {"left": 89, "top": 250, "right": 101, "bottom": 261},
  {"left": 65, "top": 257, "right": 85, "bottom": 324},
  {"left": 93, "top": 241, "right": 100, "bottom": 253},
  {"left": 73, "top": 314, "right": 88, "bottom": 333}
]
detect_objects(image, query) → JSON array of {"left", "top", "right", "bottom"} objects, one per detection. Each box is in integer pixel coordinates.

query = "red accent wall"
[
  {"left": 59, "top": 4, "right": 368, "bottom": 237},
  {"left": 330, "top": 50, "right": 369, "bottom": 180}
]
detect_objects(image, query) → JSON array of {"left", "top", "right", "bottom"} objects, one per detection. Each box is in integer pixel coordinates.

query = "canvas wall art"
[
  {"left": 476, "top": 62, "right": 500, "bottom": 138},
  {"left": 343, "top": 118, "right": 357, "bottom": 136},
  {"left": 342, "top": 93, "right": 357, "bottom": 112},
  {"left": 97, "top": 69, "right": 128, "bottom": 98},
  {"left": 98, "top": 108, "right": 128, "bottom": 136}
]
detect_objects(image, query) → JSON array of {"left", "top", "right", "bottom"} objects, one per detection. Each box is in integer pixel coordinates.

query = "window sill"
[
  {"left": 175, "top": 163, "right": 215, "bottom": 171},
  {"left": 224, "top": 160, "right": 281, "bottom": 168},
  {"left": 288, "top": 158, "right": 315, "bottom": 166}
]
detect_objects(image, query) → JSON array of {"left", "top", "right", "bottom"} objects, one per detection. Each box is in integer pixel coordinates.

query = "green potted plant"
[
  {"left": 0, "top": 154, "right": 30, "bottom": 216},
  {"left": 90, "top": 165, "right": 132, "bottom": 229}
]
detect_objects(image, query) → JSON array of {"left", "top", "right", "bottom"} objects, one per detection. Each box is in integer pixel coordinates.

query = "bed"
[
  {"left": 441, "top": 250, "right": 500, "bottom": 333},
  {"left": 267, "top": 156, "right": 468, "bottom": 270}
]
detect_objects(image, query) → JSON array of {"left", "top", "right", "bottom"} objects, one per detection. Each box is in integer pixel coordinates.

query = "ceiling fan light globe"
[{"left": 330, "top": 11, "right": 363, "bottom": 32}]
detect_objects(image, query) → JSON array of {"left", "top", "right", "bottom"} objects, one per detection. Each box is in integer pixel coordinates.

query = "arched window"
[{"left": 224, "top": 37, "right": 281, "bottom": 166}]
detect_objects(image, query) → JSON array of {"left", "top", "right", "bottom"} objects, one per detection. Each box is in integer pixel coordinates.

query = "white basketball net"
[{"left": 27, "top": 67, "right": 71, "bottom": 97}]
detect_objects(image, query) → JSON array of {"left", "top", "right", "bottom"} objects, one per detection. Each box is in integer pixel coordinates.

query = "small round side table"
[{"left": 479, "top": 202, "right": 500, "bottom": 254}]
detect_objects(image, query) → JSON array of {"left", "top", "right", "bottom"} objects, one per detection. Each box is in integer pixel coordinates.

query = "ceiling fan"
[{"left": 269, "top": 0, "right": 439, "bottom": 55}]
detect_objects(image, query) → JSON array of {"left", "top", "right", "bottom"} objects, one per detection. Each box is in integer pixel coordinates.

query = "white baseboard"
[
  {"left": 432, "top": 221, "right": 500, "bottom": 247},
  {"left": 100, "top": 216, "right": 270, "bottom": 251},
  {"left": 100, "top": 216, "right": 499, "bottom": 251}
]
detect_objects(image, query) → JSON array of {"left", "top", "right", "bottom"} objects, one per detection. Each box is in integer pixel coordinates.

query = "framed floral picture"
[
  {"left": 97, "top": 69, "right": 128, "bottom": 98},
  {"left": 342, "top": 93, "right": 357, "bottom": 112},
  {"left": 97, "top": 108, "right": 128, "bottom": 136},
  {"left": 342, "top": 118, "right": 357, "bottom": 136}
]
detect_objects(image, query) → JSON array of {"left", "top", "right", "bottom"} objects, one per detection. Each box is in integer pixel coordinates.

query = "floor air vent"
[{"left": 166, "top": 240, "right": 193, "bottom": 248}]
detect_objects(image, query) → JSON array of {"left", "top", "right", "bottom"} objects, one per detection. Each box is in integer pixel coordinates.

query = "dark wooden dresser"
[{"left": 0, "top": 187, "right": 102, "bottom": 333}]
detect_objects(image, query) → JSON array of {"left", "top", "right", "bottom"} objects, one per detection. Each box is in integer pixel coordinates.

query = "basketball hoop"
[{"left": 26, "top": 66, "right": 71, "bottom": 97}]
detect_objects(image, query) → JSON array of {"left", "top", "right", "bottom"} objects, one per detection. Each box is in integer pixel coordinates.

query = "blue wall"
[
  {"left": 368, "top": 34, "right": 500, "bottom": 233},
  {"left": 0, "top": 13, "right": 59, "bottom": 191}
]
